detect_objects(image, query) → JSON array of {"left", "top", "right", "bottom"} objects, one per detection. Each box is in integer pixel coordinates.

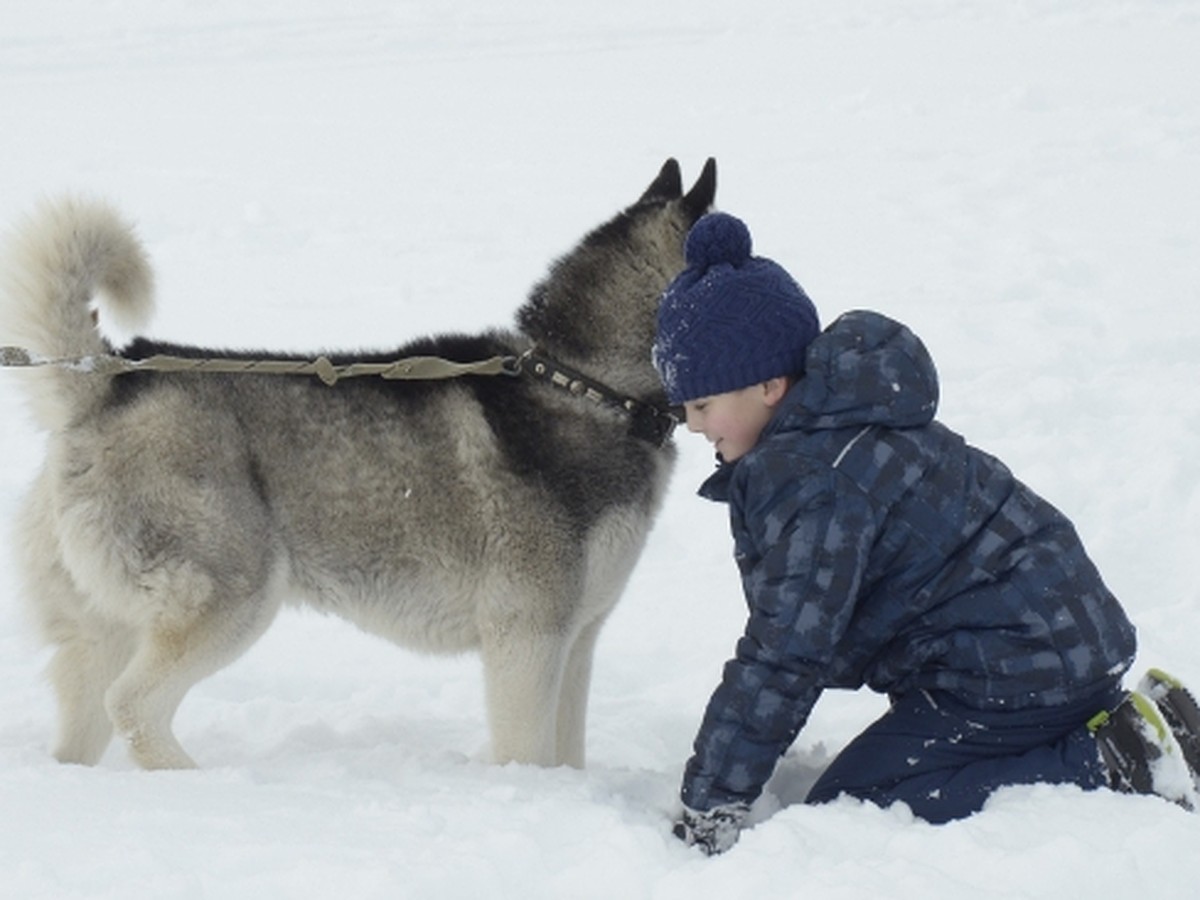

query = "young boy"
[{"left": 653, "top": 212, "right": 1200, "bottom": 856}]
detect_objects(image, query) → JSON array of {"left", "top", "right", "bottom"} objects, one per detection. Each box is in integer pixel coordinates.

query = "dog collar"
[{"left": 516, "top": 350, "right": 677, "bottom": 448}]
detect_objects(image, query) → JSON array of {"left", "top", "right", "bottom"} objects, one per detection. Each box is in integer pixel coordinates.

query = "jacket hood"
[
  {"left": 772, "top": 310, "right": 939, "bottom": 435},
  {"left": 699, "top": 311, "right": 940, "bottom": 502}
]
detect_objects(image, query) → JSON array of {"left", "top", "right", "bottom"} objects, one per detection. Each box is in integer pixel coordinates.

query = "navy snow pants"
[{"left": 805, "top": 684, "right": 1122, "bottom": 823}]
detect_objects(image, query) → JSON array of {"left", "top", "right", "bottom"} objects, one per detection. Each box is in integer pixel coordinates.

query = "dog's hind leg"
[
  {"left": 47, "top": 614, "right": 136, "bottom": 765},
  {"left": 103, "top": 565, "right": 285, "bottom": 770},
  {"left": 36, "top": 577, "right": 135, "bottom": 766},
  {"left": 15, "top": 476, "right": 134, "bottom": 765},
  {"left": 105, "top": 633, "right": 208, "bottom": 770},
  {"left": 39, "top": 588, "right": 136, "bottom": 765}
]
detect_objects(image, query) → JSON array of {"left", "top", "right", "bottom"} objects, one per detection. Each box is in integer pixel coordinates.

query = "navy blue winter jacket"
[{"left": 681, "top": 311, "right": 1137, "bottom": 812}]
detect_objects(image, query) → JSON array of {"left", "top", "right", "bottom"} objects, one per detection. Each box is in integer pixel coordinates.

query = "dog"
[{"left": 0, "top": 158, "right": 716, "bottom": 770}]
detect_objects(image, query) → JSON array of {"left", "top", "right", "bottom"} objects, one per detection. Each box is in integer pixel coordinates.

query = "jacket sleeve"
[{"left": 681, "top": 451, "right": 877, "bottom": 812}]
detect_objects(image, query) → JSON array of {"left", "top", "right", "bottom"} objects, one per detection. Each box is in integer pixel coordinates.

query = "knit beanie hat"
[{"left": 653, "top": 213, "right": 820, "bottom": 405}]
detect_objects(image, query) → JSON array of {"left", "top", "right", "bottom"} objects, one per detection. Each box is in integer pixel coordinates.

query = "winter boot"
[
  {"left": 1139, "top": 668, "right": 1200, "bottom": 791},
  {"left": 1087, "top": 691, "right": 1194, "bottom": 810}
]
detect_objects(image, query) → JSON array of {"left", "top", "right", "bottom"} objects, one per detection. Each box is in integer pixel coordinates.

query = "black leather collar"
[{"left": 516, "top": 351, "right": 677, "bottom": 448}]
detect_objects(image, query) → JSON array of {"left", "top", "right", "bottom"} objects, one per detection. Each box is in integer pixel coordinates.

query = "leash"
[
  {"left": 0, "top": 344, "right": 515, "bottom": 385},
  {"left": 0, "top": 343, "right": 677, "bottom": 447}
]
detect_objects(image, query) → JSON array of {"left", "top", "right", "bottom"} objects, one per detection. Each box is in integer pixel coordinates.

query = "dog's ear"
[
  {"left": 638, "top": 158, "right": 684, "bottom": 204},
  {"left": 681, "top": 157, "right": 717, "bottom": 219}
]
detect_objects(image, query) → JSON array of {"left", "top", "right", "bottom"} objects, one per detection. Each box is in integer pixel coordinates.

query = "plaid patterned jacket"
[{"left": 681, "top": 311, "right": 1136, "bottom": 811}]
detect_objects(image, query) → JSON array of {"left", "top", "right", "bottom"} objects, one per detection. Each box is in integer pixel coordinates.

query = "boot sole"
[{"left": 1140, "top": 668, "right": 1200, "bottom": 792}]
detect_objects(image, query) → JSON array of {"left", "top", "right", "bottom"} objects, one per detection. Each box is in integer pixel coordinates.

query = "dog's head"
[{"left": 517, "top": 158, "right": 717, "bottom": 398}]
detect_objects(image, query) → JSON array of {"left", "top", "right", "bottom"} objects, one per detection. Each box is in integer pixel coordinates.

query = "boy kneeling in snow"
[{"left": 654, "top": 213, "right": 1200, "bottom": 856}]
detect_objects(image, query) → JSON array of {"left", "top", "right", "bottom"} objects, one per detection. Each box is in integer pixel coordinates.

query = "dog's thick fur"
[{"left": 1, "top": 159, "right": 716, "bottom": 770}]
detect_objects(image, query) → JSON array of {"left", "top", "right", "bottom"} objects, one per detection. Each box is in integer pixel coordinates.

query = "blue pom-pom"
[{"left": 684, "top": 212, "right": 753, "bottom": 269}]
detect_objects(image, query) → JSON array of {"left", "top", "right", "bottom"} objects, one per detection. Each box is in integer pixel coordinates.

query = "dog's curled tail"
[{"left": 1, "top": 197, "right": 154, "bottom": 429}]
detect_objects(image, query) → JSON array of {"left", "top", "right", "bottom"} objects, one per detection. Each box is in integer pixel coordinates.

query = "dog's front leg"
[
  {"left": 554, "top": 616, "right": 608, "bottom": 769},
  {"left": 479, "top": 626, "right": 567, "bottom": 767}
]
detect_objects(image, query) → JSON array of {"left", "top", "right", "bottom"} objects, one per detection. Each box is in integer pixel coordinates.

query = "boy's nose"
[{"left": 684, "top": 407, "right": 702, "bottom": 433}]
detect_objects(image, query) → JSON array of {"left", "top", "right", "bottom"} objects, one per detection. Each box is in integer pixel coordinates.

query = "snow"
[{"left": 2, "top": 1, "right": 1199, "bottom": 897}]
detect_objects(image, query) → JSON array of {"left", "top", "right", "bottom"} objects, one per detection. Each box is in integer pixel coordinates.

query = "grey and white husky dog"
[{"left": 1, "top": 159, "right": 716, "bottom": 770}]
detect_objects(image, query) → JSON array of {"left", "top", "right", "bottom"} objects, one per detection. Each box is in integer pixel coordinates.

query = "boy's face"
[{"left": 682, "top": 378, "right": 790, "bottom": 463}]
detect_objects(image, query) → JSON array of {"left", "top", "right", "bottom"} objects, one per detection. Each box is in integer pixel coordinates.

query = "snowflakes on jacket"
[{"left": 681, "top": 310, "right": 1137, "bottom": 812}]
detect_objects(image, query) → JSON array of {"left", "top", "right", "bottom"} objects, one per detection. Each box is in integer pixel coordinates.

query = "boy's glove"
[{"left": 672, "top": 802, "right": 750, "bottom": 856}]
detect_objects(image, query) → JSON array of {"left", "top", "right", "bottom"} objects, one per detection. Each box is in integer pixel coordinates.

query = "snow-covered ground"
[{"left": 2, "top": 2, "right": 1199, "bottom": 897}]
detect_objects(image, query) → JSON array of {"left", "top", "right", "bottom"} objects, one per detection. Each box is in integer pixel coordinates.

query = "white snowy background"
[{"left": 2, "top": 2, "right": 1199, "bottom": 898}]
